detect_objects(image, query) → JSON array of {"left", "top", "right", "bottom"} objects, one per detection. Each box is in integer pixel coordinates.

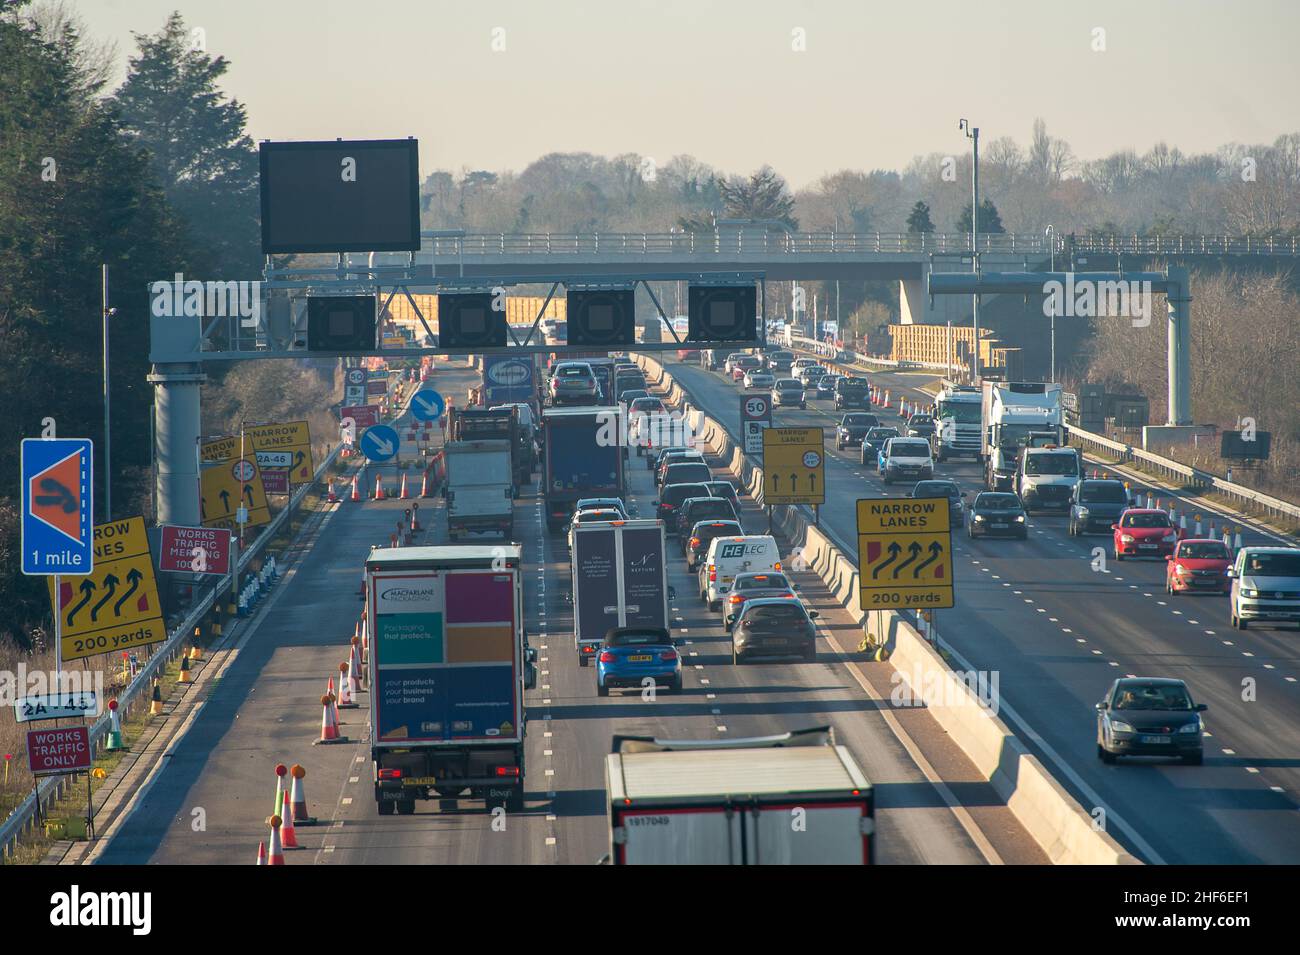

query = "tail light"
[
  {"left": 728, "top": 594, "right": 745, "bottom": 605},
  {"left": 599, "top": 651, "right": 616, "bottom": 663},
  {"left": 378, "top": 769, "right": 403, "bottom": 780},
  {"left": 709, "top": 565, "right": 716, "bottom": 582},
  {"left": 690, "top": 537, "right": 700, "bottom": 548},
  {"left": 494, "top": 766, "right": 521, "bottom": 777},
  {"left": 660, "top": 650, "right": 678, "bottom": 662},
  {"left": 774, "top": 561, "right": 783, "bottom": 571}
]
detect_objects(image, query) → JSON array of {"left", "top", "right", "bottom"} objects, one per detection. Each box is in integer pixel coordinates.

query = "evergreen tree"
[
  {"left": 956, "top": 198, "right": 1005, "bottom": 234},
  {"left": 906, "top": 200, "right": 935, "bottom": 233}
]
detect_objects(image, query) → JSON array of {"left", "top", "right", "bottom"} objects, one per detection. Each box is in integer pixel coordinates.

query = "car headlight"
[
  {"left": 1120, "top": 534, "right": 1135, "bottom": 543},
  {"left": 1110, "top": 720, "right": 1135, "bottom": 733},
  {"left": 1015, "top": 515, "right": 1025, "bottom": 522},
  {"left": 1076, "top": 507, "right": 1089, "bottom": 517},
  {"left": 1242, "top": 588, "right": 1260, "bottom": 598},
  {"left": 1177, "top": 721, "right": 1201, "bottom": 735},
  {"left": 973, "top": 515, "right": 986, "bottom": 522},
  {"left": 1176, "top": 566, "right": 1193, "bottom": 576}
]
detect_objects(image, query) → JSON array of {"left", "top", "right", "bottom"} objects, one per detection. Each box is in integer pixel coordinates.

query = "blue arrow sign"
[
  {"left": 21, "top": 438, "right": 94, "bottom": 576},
  {"left": 408, "top": 388, "right": 445, "bottom": 423},
  {"left": 359, "top": 424, "right": 400, "bottom": 463}
]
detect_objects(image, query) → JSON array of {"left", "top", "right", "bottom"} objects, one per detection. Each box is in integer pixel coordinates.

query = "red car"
[
  {"left": 1112, "top": 508, "right": 1179, "bottom": 560},
  {"left": 730, "top": 357, "right": 760, "bottom": 381},
  {"left": 1166, "top": 538, "right": 1232, "bottom": 595}
]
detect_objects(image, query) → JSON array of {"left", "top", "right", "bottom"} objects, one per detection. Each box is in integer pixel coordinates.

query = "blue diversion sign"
[{"left": 21, "top": 438, "right": 94, "bottom": 576}]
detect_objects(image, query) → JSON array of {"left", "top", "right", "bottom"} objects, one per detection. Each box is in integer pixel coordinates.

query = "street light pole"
[
  {"left": 101, "top": 264, "right": 116, "bottom": 521},
  {"left": 959, "top": 120, "right": 981, "bottom": 382},
  {"left": 1046, "top": 225, "right": 1057, "bottom": 382}
]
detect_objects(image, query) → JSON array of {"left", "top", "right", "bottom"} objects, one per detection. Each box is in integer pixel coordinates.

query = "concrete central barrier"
[{"left": 636, "top": 353, "right": 1139, "bottom": 866}]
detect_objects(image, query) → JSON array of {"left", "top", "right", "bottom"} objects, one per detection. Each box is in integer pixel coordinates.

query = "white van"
[
  {"left": 698, "top": 535, "right": 782, "bottom": 611},
  {"left": 880, "top": 436, "right": 934, "bottom": 485}
]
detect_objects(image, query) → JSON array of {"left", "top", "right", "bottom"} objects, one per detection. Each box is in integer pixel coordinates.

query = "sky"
[{"left": 72, "top": 0, "right": 1300, "bottom": 188}]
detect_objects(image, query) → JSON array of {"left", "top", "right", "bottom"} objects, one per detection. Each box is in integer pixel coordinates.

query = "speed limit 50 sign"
[{"left": 741, "top": 394, "right": 771, "bottom": 456}]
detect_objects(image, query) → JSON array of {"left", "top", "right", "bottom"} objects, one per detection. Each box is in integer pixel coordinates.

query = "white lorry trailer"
[
  {"left": 603, "top": 726, "right": 874, "bottom": 865},
  {"left": 571, "top": 518, "right": 670, "bottom": 666},
  {"left": 444, "top": 439, "right": 514, "bottom": 540},
  {"left": 980, "top": 381, "right": 1065, "bottom": 491}
]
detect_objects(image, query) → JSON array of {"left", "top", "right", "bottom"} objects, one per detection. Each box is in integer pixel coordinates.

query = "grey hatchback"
[{"left": 1096, "top": 678, "right": 1206, "bottom": 765}]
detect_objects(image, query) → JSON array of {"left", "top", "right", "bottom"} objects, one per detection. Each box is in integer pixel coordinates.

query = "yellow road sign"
[
  {"left": 201, "top": 420, "right": 314, "bottom": 482},
  {"left": 857, "top": 497, "right": 954, "bottom": 611},
  {"left": 47, "top": 517, "right": 166, "bottom": 662},
  {"left": 201, "top": 456, "right": 271, "bottom": 531},
  {"left": 762, "top": 427, "right": 825, "bottom": 504}
]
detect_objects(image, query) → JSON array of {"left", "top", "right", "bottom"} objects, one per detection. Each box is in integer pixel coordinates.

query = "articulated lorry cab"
[
  {"left": 542, "top": 406, "right": 625, "bottom": 533},
  {"left": 571, "top": 519, "right": 669, "bottom": 666},
  {"left": 980, "top": 380, "right": 1064, "bottom": 491},
  {"left": 933, "top": 381, "right": 983, "bottom": 461},
  {"left": 604, "top": 726, "right": 874, "bottom": 864},
  {"left": 366, "top": 546, "right": 535, "bottom": 815}
]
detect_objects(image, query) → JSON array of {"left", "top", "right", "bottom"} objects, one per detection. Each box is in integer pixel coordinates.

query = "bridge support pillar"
[
  {"left": 148, "top": 363, "right": 206, "bottom": 527},
  {"left": 1165, "top": 266, "right": 1191, "bottom": 426}
]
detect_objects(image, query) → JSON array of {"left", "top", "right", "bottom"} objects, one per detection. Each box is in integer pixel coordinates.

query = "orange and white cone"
[
  {"left": 289, "top": 764, "right": 314, "bottom": 825},
  {"left": 327, "top": 677, "right": 341, "bottom": 724},
  {"left": 327, "top": 480, "right": 338, "bottom": 504},
  {"left": 338, "top": 662, "right": 357, "bottom": 709},
  {"left": 318, "top": 693, "right": 340, "bottom": 742},
  {"left": 256, "top": 840, "right": 267, "bottom": 865},
  {"left": 399, "top": 473, "right": 409, "bottom": 499},
  {"left": 281, "top": 799, "right": 299, "bottom": 848},
  {"left": 267, "top": 815, "right": 285, "bottom": 865},
  {"left": 375, "top": 474, "right": 386, "bottom": 500},
  {"left": 419, "top": 469, "right": 430, "bottom": 498},
  {"left": 350, "top": 639, "right": 365, "bottom": 693},
  {"left": 349, "top": 474, "right": 361, "bottom": 503}
]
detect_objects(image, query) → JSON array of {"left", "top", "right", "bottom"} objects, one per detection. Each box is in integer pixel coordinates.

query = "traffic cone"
[
  {"left": 1208, "top": 519, "right": 1217, "bottom": 540},
  {"left": 1223, "top": 529, "right": 1232, "bottom": 550},
  {"left": 327, "top": 676, "right": 340, "bottom": 723},
  {"left": 149, "top": 678, "right": 163, "bottom": 716},
  {"left": 190, "top": 635, "right": 203, "bottom": 662},
  {"left": 1195, "top": 515, "right": 1203, "bottom": 536},
  {"left": 350, "top": 638, "right": 365, "bottom": 691},
  {"left": 1179, "top": 514, "right": 1187, "bottom": 537},
  {"left": 1233, "top": 530, "right": 1243, "bottom": 552},
  {"left": 399, "top": 474, "right": 409, "bottom": 500},
  {"left": 420, "top": 469, "right": 431, "bottom": 498},
  {"left": 256, "top": 841, "right": 267, "bottom": 866},
  {"left": 375, "top": 474, "right": 386, "bottom": 500},
  {"left": 317, "top": 693, "right": 341, "bottom": 743},
  {"left": 105, "top": 698, "right": 125, "bottom": 751},
  {"left": 274, "top": 763, "right": 288, "bottom": 818},
  {"left": 327, "top": 480, "right": 338, "bottom": 504},
  {"left": 290, "top": 764, "right": 315, "bottom": 825},
  {"left": 179, "top": 653, "right": 192, "bottom": 684},
  {"left": 267, "top": 815, "right": 285, "bottom": 865},
  {"left": 338, "top": 662, "right": 357, "bottom": 709},
  {"left": 281, "top": 800, "right": 299, "bottom": 849},
  {"left": 411, "top": 503, "right": 422, "bottom": 531},
  {"left": 349, "top": 474, "right": 361, "bottom": 503}
]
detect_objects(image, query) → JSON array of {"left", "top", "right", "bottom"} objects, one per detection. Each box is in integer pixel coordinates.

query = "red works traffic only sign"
[{"left": 27, "top": 725, "right": 92, "bottom": 775}]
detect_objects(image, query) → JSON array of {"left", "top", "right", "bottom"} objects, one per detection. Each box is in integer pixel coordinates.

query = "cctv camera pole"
[{"left": 102, "top": 264, "right": 112, "bottom": 521}]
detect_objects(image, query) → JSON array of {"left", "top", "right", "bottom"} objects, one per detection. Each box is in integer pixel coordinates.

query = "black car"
[
  {"left": 703, "top": 480, "right": 741, "bottom": 510},
  {"left": 648, "top": 444, "right": 694, "bottom": 473},
  {"left": 660, "top": 460, "right": 712, "bottom": 490},
  {"left": 911, "top": 479, "right": 964, "bottom": 527},
  {"left": 1069, "top": 479, "right": 1131, "bottom": 536},
  {"left": 656, "top": 482, "right": 712, "bottom": 534},
  {"left": 835, "top": 413, "right": 880, "bottom": 450},
  {"left": 731, "top": 597, "right": 819, "bottom": 663},
  {"left": 860, "top": 427, "right": 900, "bottom": 465},
  {"left": 834, "top": 377, "right": 870, "bottom": 409},
  {"left": 675, "top": 496, "right": 741, "bottom": 542},
  {"left": 685, "top": 519, "right": 743, "bottom": 570},
  {"left": 966, "top": 492, "right": 1028, "bottom": 539},
  {"left": 1096, "top": 678, "right": 1206, "bottom": 765},
  {"left": 814, "top": 375, "right": 841, "bottom": 400},
  {"left": 906, "top": 413, "right": 936, "bottom": 439}
]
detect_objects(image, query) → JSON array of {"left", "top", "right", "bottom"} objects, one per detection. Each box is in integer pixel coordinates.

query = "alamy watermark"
[
  {"left": 890, "top": 665, "right": 1000, "bottom": 715},
  {"left": 150, "top": 275, "right": 261, "bottom": 328},
  {"left": 1042, "top": 274, "right": 1152, "bottom": 328}
]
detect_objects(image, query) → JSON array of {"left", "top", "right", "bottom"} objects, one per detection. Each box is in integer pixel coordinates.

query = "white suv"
[{"left": 880, "top": 437, "right": 934, "bottom": 485}]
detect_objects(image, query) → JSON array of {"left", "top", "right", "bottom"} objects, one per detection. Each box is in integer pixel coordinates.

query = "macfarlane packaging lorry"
[
  {"left": 366, "top": 545, "right": 536, "bottom": 815},
  {"left": 603, "top": 726, "right": 874, "bottom": 864},
  {"left": 449, "top": 406, "right": 531, "bottom": 490},
  {"left": 542, "top": 406, "right": 625, "bottom": 533},
  {"left": 571, "top": 518, "right": 669, "bottom": 666},
  {"left": 933, "top": 380, "right": 983, "bottom": 461},
  {"left": 444, "top": 439, "right": 515, "bottom": 540},
  {"left": 980, "top": 380, "right": 1065, "bottom": 491}
]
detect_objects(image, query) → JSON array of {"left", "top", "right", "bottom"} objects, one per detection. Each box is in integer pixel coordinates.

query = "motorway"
[
  {"left": 664, "top": 355, "right": 1300, "bottom": 864},
  {"left": 92, "top": 359, "right": 1045, "bottom": 865}
]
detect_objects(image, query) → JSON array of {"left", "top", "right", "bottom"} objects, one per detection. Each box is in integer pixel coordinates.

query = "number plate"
[
  {"left": 1138, "top": 734, "right": 1171, "bottom": 744},
  {"left": 990, "top": 523, "right": 1008, "bottom": 529},
  {"left": 1139, "top": 543, "right": 1157, "bottom": 549},
  {"left": 627, "top": 654, "right": 653, "bottom": 662},
  {"left": 403, "top": 776, "right": 438, "bottom": 787}
]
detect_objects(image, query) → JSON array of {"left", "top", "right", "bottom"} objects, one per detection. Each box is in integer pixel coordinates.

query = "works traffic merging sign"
[
  {"left": 740, "top": 394, "right": 771, "bottom": 456},
  {"left": 159, "top": 525, "right": 232, "bottom": 575},
  {"left": 46, "top": 517, "right": 166, "bottom": 662},
  {"left": 200, "top": 456, "right": 271, "bottom": 531},
  {"left": 761, "top": 427, "right": 825, "bottom": 504},
  {"left": 20, "top": 438, "right": 94, "bottom": 576},
  {"left": 856, "top": 497, "right": 954, "bottom": 611},
  {"left": 201, "top": 420, "right": 315, "bottom": 482}
]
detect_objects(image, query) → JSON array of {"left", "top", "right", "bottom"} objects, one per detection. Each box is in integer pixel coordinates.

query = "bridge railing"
[{"left": 419, "top": 231, "right": 1300, "bottom": 258}]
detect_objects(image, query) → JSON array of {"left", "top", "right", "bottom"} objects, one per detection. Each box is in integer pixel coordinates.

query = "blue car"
[{"left": 596, "top": 627, "right": 681, "bottom": 697}]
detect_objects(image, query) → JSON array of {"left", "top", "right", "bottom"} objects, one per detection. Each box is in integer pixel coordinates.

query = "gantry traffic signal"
[
  {"left": 687, "top": 284, "right": 757, "bottom": 343},
  {"left": 437, "top": 292, "right": 507, "bottom": 350},
  {"left": 306, "top": 295, "right": 377, "bottom": 352},
  {"left": 566, "top": 289, "right": 636, "bottom": 347}
]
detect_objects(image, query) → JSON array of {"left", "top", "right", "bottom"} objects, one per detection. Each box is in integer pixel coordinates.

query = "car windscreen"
[
  {"left": 910, "top": 415, "right": 934, "bottom": 425},
  {"left": 693, "top": 521, "right": 741, "bottom": 540},
  {"left": 1024, "top": 452, "right": 1078, "bottom": 476},
  {"left": 1122, "top": 512, "right": 1171, "bottom": 528},
  {"left": 705, "top": 482, "right": 737, "bottom": 497},
  {"left": 555, "top": 366, "right": 590, "bottom": 378},
  {"left": 1245, "top": 553, "right": 1300, "bottom": 576},
  {"left": 629, "top": 399, "right": 664, "bottom": 412},
  {"left": 1179, "top": 542, "right": 1229, "bottom": 560},
  {"left": 914, "top": 482, "right": 959, "bottom": 499},
  {"left": 575, "top": 511, "right": 619, "bottom": 523},
  {"left": 843, "top": 415, "right": 874, "bottom": 426},
  {"left": 664, "top": 463, "right": 711, "bottom": 484},
  {"left": 735, "top": 573, "right": 791, "bottom": 591},
  {"left": 1112, "top": 684, "right": 1193, "bottom": 711},
  {"left": 1080, "top": 483, "right": 1127, "bottom": 503},
  {"left": 742, "top": 604, "right": 807, "bottom": 626},
  {"left": 685, "top": 500, "right": 735, "bottom": 520},
  {"left": 868, "top": 428, "right": 899, "bottom": 440},
  {"left": 662, "top": 483, "right": 710, "bottom": 505},
  {"left": 977, "top": 494, "right": 1020, "bottom": 509},
  {"left": 776, "top": 380, "right": 802, "bottom": 390},
  {"left": 890, "top": 441, "right": 930, "bottom": 457},
  {"left": 607, "top": 630, "right": 669, "bottom": 647},
  {"left": 840, "top": 378, "right": 868, "bottom": 388}
]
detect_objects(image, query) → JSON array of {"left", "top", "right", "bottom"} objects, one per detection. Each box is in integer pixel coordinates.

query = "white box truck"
[
  {"left": 444, "top": 439, "right": 514, "bottom": 540},
  {"left": 604, "top": 727, "right": 874, "bottom": 864},
  {"left": 571, "top": 519, "right": 669, "bottom": 666}
]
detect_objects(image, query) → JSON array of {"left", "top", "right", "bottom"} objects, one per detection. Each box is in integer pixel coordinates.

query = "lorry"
[
  {"left": 365, "top": 545, "right": 536, "bottom": 815},
  {"left": 571, "top": 518, "right": 669, "bottom": 666},
  {"left": 444, "top": 439, "right": 515, "bottom": 540},
  {"left": 542, "top": 406, "right": 625, "bottom": 533},
  {"left": 449, "top": 405, "right": 532, "bottom": 489},
  {"left": 603, "top": 726, "right": 874, "bottom": 864},
  {"left": 933, "top": 381, "right": 983, "bottom": 461},
  {"left": 1016, "top": 445, "right": 1082, "bottom": 512},
  {"left": 980, "top": 380, "right": 1065, "bottom": 492},
  {"left": 481, "top": 354, "right": 537, "bottom": 413}
]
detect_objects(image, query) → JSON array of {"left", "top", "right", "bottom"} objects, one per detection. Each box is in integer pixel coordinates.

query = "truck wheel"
[
  {"left": 579, "top": 655, "right": 590, "bottom": 667},
  {"left": 397, "top": 800, "right": 416, "bottom": 816},
  {"left": 377, "top": 800, "right": 395, "bottom": 816},
  {"left": 507, "top": 788, "right": 525, "bottom": 813}
]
